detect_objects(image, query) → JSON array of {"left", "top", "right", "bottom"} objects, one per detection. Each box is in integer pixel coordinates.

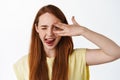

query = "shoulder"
[
  {"left": 73, "top": 48, "right": 86, "bottom": 53},
  {"left": 71, "top": 48, "right": 86, "bottom": 56},
  {"left": 14, "top": 55, "right": 28, "bottom": 66},
  {"left": 13, "top": 55, "right": 29, "bottom": 80},
  {"left": 69, "top": 48, "right": 86, "bottom": 61},
  {"left": 68, "top": 48, "right": 89, "bottom": 78}
]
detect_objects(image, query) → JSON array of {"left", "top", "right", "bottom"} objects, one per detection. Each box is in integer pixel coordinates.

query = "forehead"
[{"left": 38, "top": 12, "right": 61, "bottom": 25}]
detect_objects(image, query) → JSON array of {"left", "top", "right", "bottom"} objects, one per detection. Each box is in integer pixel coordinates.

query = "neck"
[{"left": 44, "top": 48, "right": 56, "bottom": 58}]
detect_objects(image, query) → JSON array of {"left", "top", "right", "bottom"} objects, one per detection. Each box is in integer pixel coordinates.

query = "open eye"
[
  {"left": 53, "top": 26, "right": 59, "bottom": 30},
  {"left": 53, "top": 26, "right": 61, "bottom": 31}
]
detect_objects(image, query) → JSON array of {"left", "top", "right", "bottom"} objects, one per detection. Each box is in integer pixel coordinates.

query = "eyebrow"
[{"left": 40, "top": 25, "right": 48, "bottom": 27}]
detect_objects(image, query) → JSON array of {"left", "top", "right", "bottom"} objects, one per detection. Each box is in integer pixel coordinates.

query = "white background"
[{"left": 0, "top": 0, "right": 120, "bottom": 80}]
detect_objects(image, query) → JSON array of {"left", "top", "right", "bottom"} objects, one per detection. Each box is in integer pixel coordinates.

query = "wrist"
[{"left": 79, "top": 26, "right": 88, "bottom": 36}]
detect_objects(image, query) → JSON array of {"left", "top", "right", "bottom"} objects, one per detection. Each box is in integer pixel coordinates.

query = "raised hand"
[{"left": 53, "top": 16, "right": 85, "bottom": 36}]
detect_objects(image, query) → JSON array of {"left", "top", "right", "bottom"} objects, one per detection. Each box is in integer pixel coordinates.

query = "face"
[{"left": 35, "top": 12, "right": 61, "bottom": 51}]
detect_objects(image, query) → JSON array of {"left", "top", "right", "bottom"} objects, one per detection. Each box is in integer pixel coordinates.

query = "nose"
[{"left": 46, "top": 28, "right": 54, "bottom": 36}]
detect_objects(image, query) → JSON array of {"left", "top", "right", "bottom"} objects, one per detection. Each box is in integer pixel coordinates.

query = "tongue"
[{"left": 45, "top": 39, "right": 55, "bottom": 44}]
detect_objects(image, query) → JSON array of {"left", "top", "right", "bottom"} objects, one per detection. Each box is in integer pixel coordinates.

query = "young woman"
[{"left": 14, "top": 4, "right": 120, "bottom": 80}]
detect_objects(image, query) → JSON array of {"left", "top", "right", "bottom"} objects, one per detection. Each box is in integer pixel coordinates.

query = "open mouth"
[{"left": 44, "top": 38, "right": 55, "bottom": 46}]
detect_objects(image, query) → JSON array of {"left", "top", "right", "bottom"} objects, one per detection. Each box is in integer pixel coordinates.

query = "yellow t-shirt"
[{"left": 13, "top": 48, "right": 89, "bottom": 80}]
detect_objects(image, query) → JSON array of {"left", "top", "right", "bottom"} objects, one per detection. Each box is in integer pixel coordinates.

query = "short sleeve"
[
  {"left": 68, "top": 48, "right": 89, "bottom": 80},
  {"left": 13, "top": 55, "right": 29, "bottom": 80}
]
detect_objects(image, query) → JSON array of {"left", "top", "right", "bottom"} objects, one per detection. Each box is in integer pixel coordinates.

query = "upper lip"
[{"left": 44, "top": 38, "right": 55, "bottom": 42}]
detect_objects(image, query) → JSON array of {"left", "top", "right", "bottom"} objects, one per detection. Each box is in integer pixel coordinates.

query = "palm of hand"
[{"left": 53, "top": 16, "right": 84, "bottom": 36}]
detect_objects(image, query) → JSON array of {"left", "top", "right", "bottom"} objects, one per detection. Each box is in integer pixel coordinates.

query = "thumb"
[{"left": 72, "top": 16, "right": 78, "bottom": 25}]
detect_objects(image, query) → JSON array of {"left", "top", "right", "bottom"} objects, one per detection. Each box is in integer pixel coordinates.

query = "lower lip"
[{"left": 45, "top": 40, "right": 55, "bottom": 46}]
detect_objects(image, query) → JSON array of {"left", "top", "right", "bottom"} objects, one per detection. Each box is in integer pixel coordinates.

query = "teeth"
[
  {"left": 45, "top": 38, "right": 54, "bottom": 41},
  {"left": 47, "top": 39, "right": 54, "bottom": 40}
]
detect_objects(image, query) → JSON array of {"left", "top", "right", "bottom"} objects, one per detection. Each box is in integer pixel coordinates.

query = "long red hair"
[{"left": 29, "top": 4, "right": 73, "bottom": 80}]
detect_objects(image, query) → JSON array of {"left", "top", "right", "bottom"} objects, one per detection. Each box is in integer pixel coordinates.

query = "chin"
[{"left": 44, "top": 45, "right": 56, "bottom": 50}]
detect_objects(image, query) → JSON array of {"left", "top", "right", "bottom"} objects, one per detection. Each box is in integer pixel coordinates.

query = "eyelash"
[
  {"left": 40, "top": 26, "right": 60, "bottom": 30},
  {"left": 53, "top": 27, "right": 58, "bottom": 30},
  {"left": 53, "top": 26, "right": 61, "bottom": 31},
  {"left": 41, "top": 27, "right": 47, "bottom": 30}
]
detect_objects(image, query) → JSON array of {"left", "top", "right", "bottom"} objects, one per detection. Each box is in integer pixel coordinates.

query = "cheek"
[
  {"left": 55, "top": 33, "right": 60, "bottom": 38},
  {"left": 56, "top": 34, "right": 61, "bottom": 39},
  {"left": 56, "top": 36, "right": 61, "bottom": 42},
  {"left": 38, "top": 31, "right": 45, "bottom": 40}
]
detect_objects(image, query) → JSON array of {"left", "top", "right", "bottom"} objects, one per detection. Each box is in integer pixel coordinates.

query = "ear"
[{"left": 35, "top": 24, "right": 39, "bottom": 33}]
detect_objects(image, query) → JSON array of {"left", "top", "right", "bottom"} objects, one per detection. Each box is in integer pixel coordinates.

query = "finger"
[
  {"left": 53, "top": 23, "right": 65, "bottom": 29},
  {"left": 56, "top": 33, "right": 68, "bottom": 36},
  {"left": 72, "top": 16, "right": 78, "bottom": 25},
  {"left": 53, "top": 29, "right": 72, "bottom": 36},
  {"left": 53, "top": 30, "right": 64, "bottom": 34},
  {"left": 57, "top": 33, "right": 68, "bottom": 36},
  {"left": 53, "top": 30, "right": 67, "bottom": 36}
]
